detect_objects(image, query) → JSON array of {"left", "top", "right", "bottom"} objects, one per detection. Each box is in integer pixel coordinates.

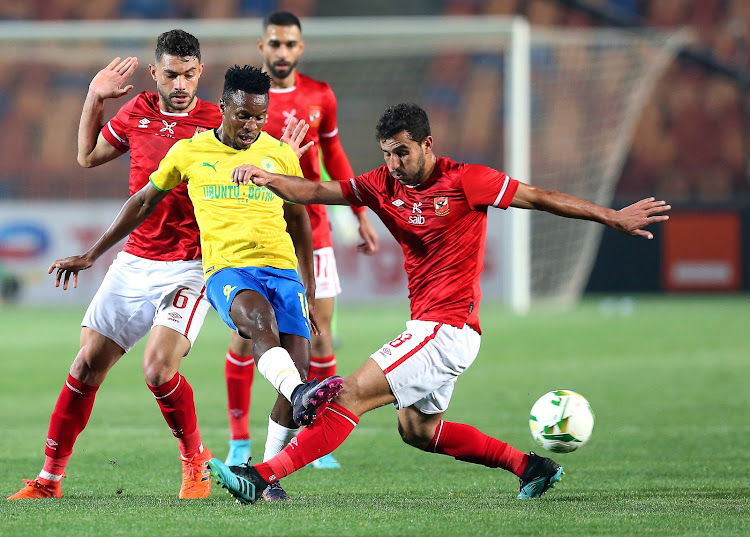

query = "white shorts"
[
  {"left": 313, "top": 246, "right": 341, "bottom": 299},
  {"left": 370, "top": 320, "right": 481, "bottom": 414},
  {"left": 82, "top": 251, "right": 210, "bottom": 353}
]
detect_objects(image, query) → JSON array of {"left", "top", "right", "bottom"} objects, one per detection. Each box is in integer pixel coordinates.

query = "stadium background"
[
  {"left": 2, "top": 3, "right": 748, "bottom": 535},
  {"left": 0, "top": 0, "right": 747, "bottom": 306}
]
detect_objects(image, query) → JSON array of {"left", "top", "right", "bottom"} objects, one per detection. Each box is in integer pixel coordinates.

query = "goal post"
[{"left": 0, "top": 16, "right": 687, "bottom": 309}]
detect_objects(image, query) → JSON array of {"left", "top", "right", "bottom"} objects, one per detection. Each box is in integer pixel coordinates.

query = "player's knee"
[
  {"left": 232, "top": 307, "right": 276, "bottom": 340},
  {"left": 142, "top": 351, "right": 180, "bottom": 386},
  {"left": 70, "top": 343, "right": 120, "bottom": 384}
]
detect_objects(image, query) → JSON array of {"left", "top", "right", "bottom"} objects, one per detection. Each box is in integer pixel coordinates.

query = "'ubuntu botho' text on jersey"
[
  {"left": 340, "top": 157, "right": 519, "bottom": 333},
  {"left": 149, "top": 130, "right": 303, "bottom": 279},
  {"left": 102, "top": 91, "right": 222, "bottom": 261},
  {"left": 264, "top": 73, "right": 344, "bottom": 249}
]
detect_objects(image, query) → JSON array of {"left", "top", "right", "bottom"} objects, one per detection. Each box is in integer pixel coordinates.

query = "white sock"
[
  {"left": 38, "top": 470, "right": 63, "bottom": 482},
  {"left": 263, "top": 416, "right": 299, "bottom": 462},
  {"left": 256, "top": 346, "right": 304, "bottom": 402}
]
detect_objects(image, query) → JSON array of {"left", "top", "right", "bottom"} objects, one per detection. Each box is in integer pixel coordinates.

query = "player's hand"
[
  {"left": 356, "top": 214, "right": 379, "bottom": 255},
  {"left": 89, "top": 57, "right": 138, "bottom": 100},
  {"left": 48, "top": 255, "right": 95, "bottom": 290},
  {"left": 306, "top": 290, "right": 321, "bottom": 336},
  {"left": 281, "top": 117, "right": 314, "bottom": 158},
  {"left": 612, "top": 198, "right": 671, "bottom": 239},
  {"left": 232, "top": 164, "right": 268, "bottom": 186}
]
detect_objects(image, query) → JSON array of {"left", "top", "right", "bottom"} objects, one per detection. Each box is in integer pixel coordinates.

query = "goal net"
[{"left": 0, "top": 16, "right": 687, "bottom": 308}]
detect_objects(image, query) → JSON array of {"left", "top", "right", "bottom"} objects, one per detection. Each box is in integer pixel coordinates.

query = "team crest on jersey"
[
  {"left": 260, "top": 157, "right": 276, "bottom": 172},
  {"left": 434, "top": 197, "right": 449, "bottom": 216},
  {"left": 194, "top": 126, "right": 208, "bottom": 135},
  {"left": 308, "top": 106, "right": 322, "bottom": 127}
]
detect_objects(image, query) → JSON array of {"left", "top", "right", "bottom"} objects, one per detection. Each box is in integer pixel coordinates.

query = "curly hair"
[
  {"left": 222, "top": 65, "right": 272, "bottom": 101},
  {"left": 375, "top": 103, "right": 431, "bottom": 143},
  {"left": 155, "top": 29, "right": 201, "bottom": 62}
]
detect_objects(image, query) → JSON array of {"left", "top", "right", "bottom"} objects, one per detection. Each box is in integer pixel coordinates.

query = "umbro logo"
[
  {"left": 168, "top": 312, "right": 183, "bottom": 319},
  {"left": 46, "top": 438, "right": 59, "bottom": 450},
  {"left": 392, "top": 199, "right": 405, "bottom": 207},
  {"left": 223, "top": 285, "right": 237, "bottom": 301},
  {"left": 138, "top": 118, "right": 150, "bottom": 128}
]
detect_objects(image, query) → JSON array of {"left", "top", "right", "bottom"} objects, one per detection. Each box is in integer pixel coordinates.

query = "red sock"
[
  {"left": 428, "top": 421, "right": 529, "bottom": 476},
  {"left": 256, "top": 402, "right": 358, "bottom": 482},
  {"left": 42, "top": 374, "right": 99, "bottom": 476},
  {"left": 308, "top": 354, "right": 336, "bottom": 382},
  {"left": 148, "top": 373, "right": 201, "bottom": 457},
  {"left": 225, "top": 350, "right": 254, "bottom": 440}
]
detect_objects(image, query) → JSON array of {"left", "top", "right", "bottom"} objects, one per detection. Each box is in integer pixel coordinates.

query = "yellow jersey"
[{"left": 149, "top": 130, "right": 303, "bottom": 279}]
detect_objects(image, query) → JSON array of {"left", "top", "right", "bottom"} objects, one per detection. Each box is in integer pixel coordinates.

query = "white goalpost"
[{"left": 0, "top": 16, "right": 687, "bottom": 310}]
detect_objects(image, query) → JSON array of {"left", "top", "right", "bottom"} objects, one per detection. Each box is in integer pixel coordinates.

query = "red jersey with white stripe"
[
  {"left": 264, "top": 73, "right": 342, "bottom": 249},
  {"left": 102, "top": 91, "right": 222, "bottom": 261},
  {"left": 340, "top": 157, "right": 519, "bottom": 333}
]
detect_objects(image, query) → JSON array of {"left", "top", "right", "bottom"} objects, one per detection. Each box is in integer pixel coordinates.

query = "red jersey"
[
  {"left": 339, "top": 157, "right": 519, "bottom": 333},
  {"left": 102, "top": 91, "right": 222, "bottom": 261},
  {"left": 264, "top": 73, "right": 352, "bottom": 249}
]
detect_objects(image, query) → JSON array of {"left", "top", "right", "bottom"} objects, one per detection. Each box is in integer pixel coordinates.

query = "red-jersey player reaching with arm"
[
  {"left": 206, "top": 102, "right": 671, "bottom": 502},
  {"left": 223, "top": 11, "right": 379, "bottom": 474}
]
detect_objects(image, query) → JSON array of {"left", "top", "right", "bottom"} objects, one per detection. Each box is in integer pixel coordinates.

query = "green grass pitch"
[{"left": 2, "top": 296, "right": 749, "bottom": 536}]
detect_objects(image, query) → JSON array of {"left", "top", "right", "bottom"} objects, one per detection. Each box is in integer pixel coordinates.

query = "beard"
[
  {"left": 396, "top": 152, "right": 427, "bottom": 186},
  {"left": 267, "top": 60, "right": 297, "bottom": 81},
  {"left": 159, "top": 86, "right": 196, "bottom": 112}
]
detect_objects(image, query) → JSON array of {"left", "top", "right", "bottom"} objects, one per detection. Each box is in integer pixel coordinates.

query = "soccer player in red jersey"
[
  {"left": 222, "top": 11, "right": 379, "bottom": 472},
  {"left": 206, "top": 103, "right": 672, "bottom": 502}
]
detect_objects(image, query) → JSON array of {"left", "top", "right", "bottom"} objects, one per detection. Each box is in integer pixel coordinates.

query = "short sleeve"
[
  {"left": 101, "top": 97, "right": 137, "bottom": 153},
  {"left": 461, "top": 164, "right": 519, "bottom": 210},
  {"left": 339, "top": 170, "right": 382, "bottom": 208},
  {"left": 149, "top": 141, "right": 185, "bottom": 192}
]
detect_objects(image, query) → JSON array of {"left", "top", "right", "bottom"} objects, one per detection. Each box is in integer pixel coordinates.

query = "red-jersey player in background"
[
  {"left": 207, "top": 102, "right": 672, "bottom": 503},
  {"left": 223, "top": 11, "right": 379, "bottom": 475}
]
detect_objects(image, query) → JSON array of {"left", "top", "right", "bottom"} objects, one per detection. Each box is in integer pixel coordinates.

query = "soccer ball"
[{"left": 528, "top": 390, "right": 594, "bottom": 453}]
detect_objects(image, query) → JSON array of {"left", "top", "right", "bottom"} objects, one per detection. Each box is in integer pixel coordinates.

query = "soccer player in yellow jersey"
[{"left": 48, "top": 66, "right": 344, "bottom": 497}]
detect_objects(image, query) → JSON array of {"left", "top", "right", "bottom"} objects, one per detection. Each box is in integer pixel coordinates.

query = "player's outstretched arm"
[
  {"left": 510, "top": 182, "right": 670, "bottom": 239},
  {"left": 232, "top": 165, "right": 350, "bottom": 206},
  {"left": 49, "top": 183, "right": 168, "bottom": 290},
  {"left": 78, "top": 57, "right": 138, "bottom": 168},
  {"left": 283, "top": 203, "right": 320, "bottom": 336}
]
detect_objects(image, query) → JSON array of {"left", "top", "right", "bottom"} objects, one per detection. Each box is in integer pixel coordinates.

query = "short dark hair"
[
  {"left": 375, "top": 103, "right": 431, "bottom": 143},
  {"left": 263, "top": 11, "right": 302, "bottom": 31},
  {"left": 222, "top": 65, "right": 271, "bottom": 101},
  {"left": 155, "top": 29, "right": 201, "bottom": 62}
]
